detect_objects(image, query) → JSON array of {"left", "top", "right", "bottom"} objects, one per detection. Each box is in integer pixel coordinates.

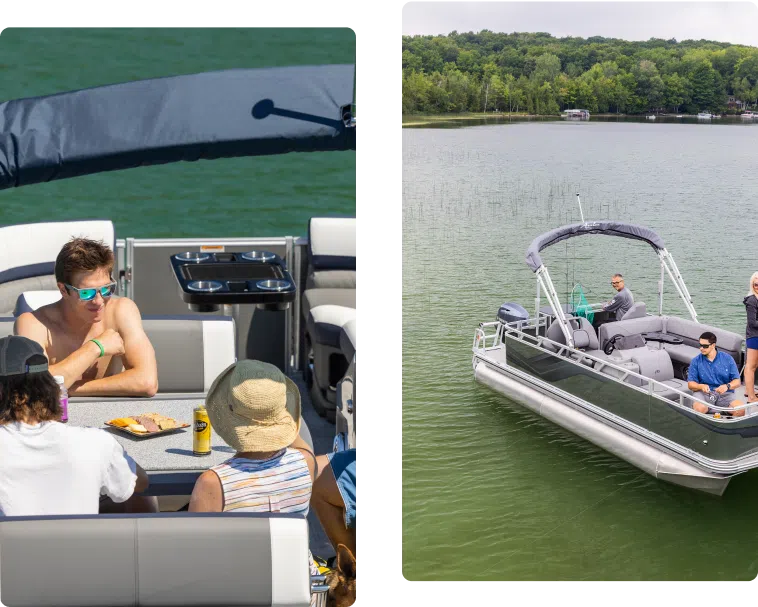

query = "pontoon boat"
[{"left": 473, "top": 220, "right": 757, "bottom": 496}]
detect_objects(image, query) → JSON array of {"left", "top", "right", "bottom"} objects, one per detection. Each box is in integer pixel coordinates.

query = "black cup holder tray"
[{"left": 170, "top": 251, "right": 296, "bottom": 309}]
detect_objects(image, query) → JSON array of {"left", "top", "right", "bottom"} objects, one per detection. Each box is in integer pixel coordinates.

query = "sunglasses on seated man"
[
  {"left": 64, "top": 282, "right": 117, "bottom": 301},
  {"left": 698, "top": 341, "right": 714, "bottom": 350}
]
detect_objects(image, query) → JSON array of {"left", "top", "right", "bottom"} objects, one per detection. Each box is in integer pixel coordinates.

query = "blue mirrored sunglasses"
[{"left": 65, "top": 282, "right": 117, "bottom": 301}]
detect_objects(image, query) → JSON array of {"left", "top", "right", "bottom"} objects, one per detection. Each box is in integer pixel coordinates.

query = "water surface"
[{"left": 403, "top": 120, "right": 758, "bottom": 581}]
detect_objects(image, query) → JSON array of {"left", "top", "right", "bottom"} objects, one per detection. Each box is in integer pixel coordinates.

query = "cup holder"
[
  {"left": 175, "top": 252, "right": 211, "bottom": 262},
  {"left": 240, "top": 251, "right": 276, "bottom": 262},
  {"left": 187, "top": 280, "right": 223, "bottom": 292},
  {"left": 256, "top": 279, "right": 291, "bottom": 292}
]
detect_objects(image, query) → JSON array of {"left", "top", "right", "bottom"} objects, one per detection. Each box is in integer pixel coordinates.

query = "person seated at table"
[
  {"left": 312, "top": 449, "right": 356, "bottom": 557},
  {"left": 688, "top": 331, "right": 746, "bottom": 417},
  {"left": 188, "top": 359, "right": 316, "bottom": 514},
  {"left": 0, "top": 335, "right": 152, "bottom": 515},
  {"left": 14, "top": 237, "right": 158, "bottom": 397}
]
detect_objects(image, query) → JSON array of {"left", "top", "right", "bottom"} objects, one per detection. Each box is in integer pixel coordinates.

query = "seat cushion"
[
  {"left": 302, "top": 288, "right": 356, "bottom": 319},
  {"left": 340, "top": 318, "right": 356, "bottom": 361},
  {"left": 662, "top": 343, "right": 701, "bottom": 365},
  {"left": 13, "top": 290, "right": 62, "bottom": 316},
  {"left": 307, "top": 305, "right": 357, "bottom": 348},
  {"left": 658, "top": 378, "right": 691, "bottom": 401},
  {"left": 598, "top": 316, "right": 664, "bottom": 350},
  {"left": 305, "top": 270, "right": 357, "bottom": 290}
]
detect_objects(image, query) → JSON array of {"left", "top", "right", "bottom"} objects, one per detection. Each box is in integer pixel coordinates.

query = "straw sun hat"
[{"left": 205, "top": 360, "right": 301, "bottom": 453}]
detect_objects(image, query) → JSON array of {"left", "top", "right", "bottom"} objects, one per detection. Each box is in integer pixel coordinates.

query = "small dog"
[{"left": 326, "top": 544, "right": 356, "bottom": 607}]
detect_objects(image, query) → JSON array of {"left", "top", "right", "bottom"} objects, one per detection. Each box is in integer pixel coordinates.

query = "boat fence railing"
[{"left": 474, "top": 317, "right": 752, "bottom": 418}]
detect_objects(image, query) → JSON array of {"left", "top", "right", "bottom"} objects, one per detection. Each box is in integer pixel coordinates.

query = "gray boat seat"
[
  {"left": 0, "top": 513, "right": 314, "bottom": 607},
  {"left": 620, "top": 301, "right": 647, "bottom": 321},
  {"left": 628, "top": 348, "right": 690, "bottom": 400},
  {"left": 598, "top": 316, "right": 664, "bottom": 350},
  {"left": 663, "top": 316, "right": 743, "bottom": 367},
  {"left": 544, "top": 316, "right": 599, "bottom": 353},
  {"left": 0, "top": 314, "right": 236, "bottom": 394}
]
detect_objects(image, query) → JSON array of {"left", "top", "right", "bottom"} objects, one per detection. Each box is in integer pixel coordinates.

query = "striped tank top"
[{"left": 210, "top": 448, "right": 312, "bottom": 515}]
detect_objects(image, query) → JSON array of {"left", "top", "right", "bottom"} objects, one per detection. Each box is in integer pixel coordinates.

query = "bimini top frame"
[{"left": 525, "top": 221, "right": 698, "bottom": 348}]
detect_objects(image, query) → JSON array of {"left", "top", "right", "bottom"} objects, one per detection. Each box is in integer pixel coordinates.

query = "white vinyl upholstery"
[
  {"left": 0, "top": 513, "right": 312, "bottom": 607},
  {"left": 0, "top": 220, "right": 115, "bottom": 280},
  {"left": 13, "top": 290, "right": 62, "bottom": 316},
  {"left": 202, "top": 317, "right": 237, "bottom": 390},
  {"left": 308, "top": 217, "right": 356, "bottom": 262}
]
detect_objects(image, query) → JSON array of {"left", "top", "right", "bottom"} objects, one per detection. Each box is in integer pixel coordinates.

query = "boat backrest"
[
  {"left": 598, "top": 316, "right": 664, "bottom": 349},
  {"left": 0, "top": 314, "right": 235, "bottom": 393},
  {"left": 0, "top": 220, "right": 115, "bottom": 316},
  {"left": 620, "top": 301, "right": 647, "bottom": 321},
  {"left": 306, "top": 217, "right": 356, "bottom": 289},
  {"left": 664, "top": 316, "right": 743, "bottom": 359},
  {"left": 13, "top": 290, "right": 63, "bottom": 316},
  {"left": 0, "top": 513, "right": 311, "bottom": 607},
  {"left": 545, "top": 316, "right": 598, "bottom": 351}
]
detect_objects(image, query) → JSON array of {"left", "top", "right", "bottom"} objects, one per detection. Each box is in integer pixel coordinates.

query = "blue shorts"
[
  {"left": 747, "top": 337, "right": 758, "bottom": 351},
  {"left": 327, "top": 449, "right": 355, "bottom": 529}
]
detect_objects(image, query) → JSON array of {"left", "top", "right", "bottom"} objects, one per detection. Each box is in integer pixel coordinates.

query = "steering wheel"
[{"left": 603, "top": 334, "right": 624, "bottom": 356}]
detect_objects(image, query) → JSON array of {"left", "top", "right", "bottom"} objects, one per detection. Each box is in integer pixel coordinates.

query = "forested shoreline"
[{"left": 402, "top": 31, "right": 758, "bottom": 115}]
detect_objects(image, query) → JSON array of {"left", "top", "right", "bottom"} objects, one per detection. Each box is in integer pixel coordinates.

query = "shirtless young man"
[{"left": 14, "top": 238, "right": 158, "bottom": 397}]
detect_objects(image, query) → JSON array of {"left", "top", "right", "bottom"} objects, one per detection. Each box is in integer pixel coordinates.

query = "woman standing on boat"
[{"left": 744, "top": 272, "right": 758, "bottom": 404}]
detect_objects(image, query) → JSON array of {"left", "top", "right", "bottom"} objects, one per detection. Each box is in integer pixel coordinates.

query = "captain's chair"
[{"left": 620, "top": 302, "right": 647, "bottom": 321}]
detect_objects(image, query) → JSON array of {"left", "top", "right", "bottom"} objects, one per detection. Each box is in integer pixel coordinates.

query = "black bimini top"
[
  {"left": 0, "top": 64, "right": 355, "bottom": 190},
  {"left": 525, "top": 221, "right": 667, "bottom": 272}
]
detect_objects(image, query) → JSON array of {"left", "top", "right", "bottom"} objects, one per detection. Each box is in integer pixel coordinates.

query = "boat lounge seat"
[
  {"left": 0, "top": 220, "right": 115, "bottom": 317},
  {"left": 302, "top": 287, "right": 357, "bottom": 319},
  {"left": 544, "top": 316, "right": 599, "bottom": 353},
  {"left": 0, "top": 314, "right": 236, "bottom": 394},
  {"left": 620, "top": 301, "right": 647, "bottom": 321},
  {"left": 628, "top": 347, "right": 690, "bottom": 400},
  {"left": 0, "top": 513, "right": 315, "bottom": 607},
  {"left": 13, "top": 290, "right": 62, "bottom": 316},
  {"left": 307, "top": 305, "right": 356, "bottom": 393}
]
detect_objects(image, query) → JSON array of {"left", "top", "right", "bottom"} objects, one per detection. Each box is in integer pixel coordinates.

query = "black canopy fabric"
[
  {"left": 525, "top": 221, "right": 667, "bottom": 272},
  {"left": 0, "top": 64, "right": 355, "bottom": 190}
]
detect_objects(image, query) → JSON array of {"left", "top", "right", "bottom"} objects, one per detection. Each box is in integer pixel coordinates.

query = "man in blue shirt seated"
[{"left": 688, "top": 331, "right": 745, "bottom": 417}]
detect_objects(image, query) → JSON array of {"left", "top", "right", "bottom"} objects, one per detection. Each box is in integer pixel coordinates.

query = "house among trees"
[{"left": 727, "top": 96, "right": 745, "bottom": 109}]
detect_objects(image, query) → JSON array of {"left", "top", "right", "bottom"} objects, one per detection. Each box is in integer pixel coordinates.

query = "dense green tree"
[{"left": 402, "top": 31, "right": 757, "bottom": 114}]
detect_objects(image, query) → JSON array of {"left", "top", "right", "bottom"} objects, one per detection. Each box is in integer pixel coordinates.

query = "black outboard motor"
[{"left": 498, "top": 302, "right": 529, "bottom": 325}]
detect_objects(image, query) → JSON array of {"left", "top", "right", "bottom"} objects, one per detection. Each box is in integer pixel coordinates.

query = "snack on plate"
[
  {"left": 128, "top": 424, "right": 148, "bottom": 434},
  {"left": 108, "top": 417, "right": 139, "bottom": 428},
  {"left": 143, "top": 412, "right": 177, "bottom": 430},
  {"left": 136, "top": 416, "right": 160, "bottom": 433}
]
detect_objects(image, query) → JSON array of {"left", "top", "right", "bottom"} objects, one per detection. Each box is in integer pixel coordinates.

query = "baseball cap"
[{"left": 0, "top": 336, "right": 49, "bottom": 377}]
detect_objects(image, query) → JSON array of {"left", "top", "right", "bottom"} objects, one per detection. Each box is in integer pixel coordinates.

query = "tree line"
[{"left": 402, "top": 31, "right": 758, "bottom": 115}]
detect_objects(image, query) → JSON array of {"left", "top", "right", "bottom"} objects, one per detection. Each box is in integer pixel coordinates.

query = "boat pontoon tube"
[{"left": 474, "top": 362, "right": 731, "bottom": 495}]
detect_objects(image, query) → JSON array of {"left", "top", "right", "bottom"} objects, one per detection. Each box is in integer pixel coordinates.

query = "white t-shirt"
[{"left": 0, "top": 421, "right": 138, "bottom": 516}]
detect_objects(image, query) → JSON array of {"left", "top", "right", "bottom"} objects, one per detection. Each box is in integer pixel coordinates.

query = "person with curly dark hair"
[{"left": 0, "top": 335, "right": 150, "bottom": 515}]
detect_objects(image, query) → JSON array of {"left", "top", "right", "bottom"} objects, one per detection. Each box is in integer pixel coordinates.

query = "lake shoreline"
[{"left": 402, "top": 112, "right": 753, "bottom": 126}]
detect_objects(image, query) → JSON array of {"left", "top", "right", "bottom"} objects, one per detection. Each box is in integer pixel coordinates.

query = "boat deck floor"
[{"left": 158, "top": 371, "right": 336, "bottom": 559}]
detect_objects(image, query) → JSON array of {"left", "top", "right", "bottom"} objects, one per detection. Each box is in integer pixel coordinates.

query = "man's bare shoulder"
[
  {"left": 14, "top": 308, "right": 54, "bottom": 345},
  {"left": 110, "top": 296, "right": 142, "bottom": 320}
]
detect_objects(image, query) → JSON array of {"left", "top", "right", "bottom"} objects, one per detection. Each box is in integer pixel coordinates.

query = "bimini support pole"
[
  {"left": 658, "top": 258, "right": 665, "bottom": 316},
  {"left": 536, "top": 265, "right": 574, "bottom": 348},
  {"left": 658, "top": 249, "right": 697, "bottom": 321}
]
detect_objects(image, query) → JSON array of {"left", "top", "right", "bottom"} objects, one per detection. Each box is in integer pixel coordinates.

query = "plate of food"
[{"left": 105, "top": 413, "right": 189, "bottom": 437}]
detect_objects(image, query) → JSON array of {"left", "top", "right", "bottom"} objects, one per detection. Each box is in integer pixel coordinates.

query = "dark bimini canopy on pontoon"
[
  {"left": 0, "top": 64, "right": 355, "bottom": 190},
  {"left": 525, "top": 221, "right": 667, "bottom": 272}
]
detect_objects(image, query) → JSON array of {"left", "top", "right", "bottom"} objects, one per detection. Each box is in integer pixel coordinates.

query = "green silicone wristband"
[{"left": 90, "top": 339, "right": 105, "bottom": 358}]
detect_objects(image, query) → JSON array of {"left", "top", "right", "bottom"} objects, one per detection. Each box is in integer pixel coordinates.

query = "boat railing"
[{"left": 474, "top": 316, "right": 751, "bottom": 417}]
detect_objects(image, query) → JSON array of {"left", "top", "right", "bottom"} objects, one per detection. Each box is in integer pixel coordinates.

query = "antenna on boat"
[{"left": 576, "top": 193, "right": 585, "bottom": 223}]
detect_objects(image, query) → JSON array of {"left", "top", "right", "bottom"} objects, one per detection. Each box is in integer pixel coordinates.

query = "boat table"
[{"left": 69, "top": 395, "right": 314, "bottom": 497}]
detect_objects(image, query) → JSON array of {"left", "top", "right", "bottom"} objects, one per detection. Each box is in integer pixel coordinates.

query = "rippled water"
[{"left": 403, "top": 121, "right": 758, "bottom": 581}]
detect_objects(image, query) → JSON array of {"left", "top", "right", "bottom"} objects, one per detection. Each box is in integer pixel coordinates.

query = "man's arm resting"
[
  {"left": 687, "top": 381, "right": 709, "bottom": 392},
  {"left": 114, "top": 298, "right": 158, "bottom": 397},
  {"left": 14, "top": 313, "right": 102, "bottom": 389},
  {"left": 69, "top": 368, "right": 158, "bottom": 397}
]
